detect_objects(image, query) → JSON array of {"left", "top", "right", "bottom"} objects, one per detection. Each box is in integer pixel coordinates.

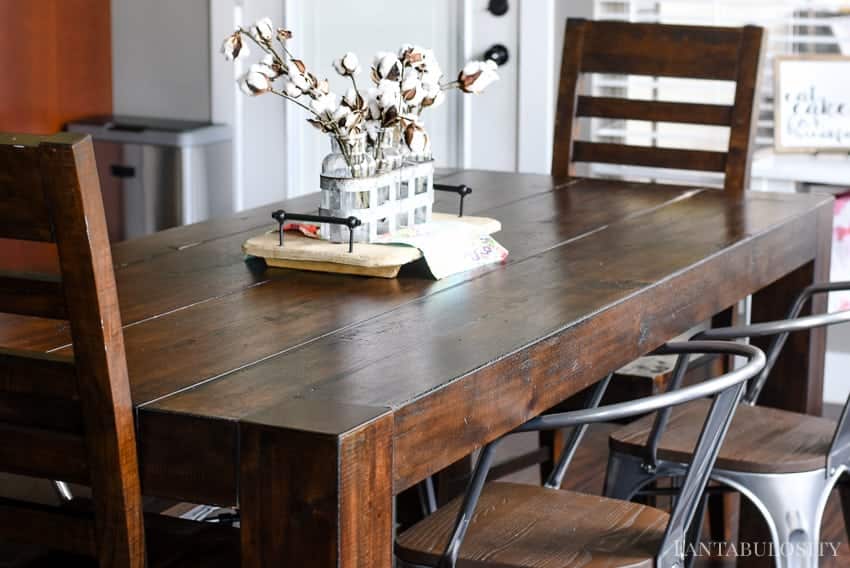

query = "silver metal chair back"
[
  {"left": 434, "top": 340, "right": 765, "bottom": 568},
  {"left": 644, "top": 281, "right": 850, "bottom": 474}
]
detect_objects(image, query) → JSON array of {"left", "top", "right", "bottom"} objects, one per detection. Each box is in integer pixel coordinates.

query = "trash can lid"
[{"left": 66, "top": 115, "right": 232, "bottom": 147}]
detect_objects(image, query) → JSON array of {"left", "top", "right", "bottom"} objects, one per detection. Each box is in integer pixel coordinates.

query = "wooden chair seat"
[
  {"left": 396, "top": 482, "right": 668, "bottom": 568},
  {"left": 610, "top": 399, "right": 836, "bottom": 474},
  {"left": 7, "top": 512, "right": 238, "bottom": 568}
]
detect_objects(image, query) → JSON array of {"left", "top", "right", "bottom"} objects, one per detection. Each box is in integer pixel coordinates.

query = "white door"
[{"left": 210, "top": 0, "right": 555, "bottom": 209}]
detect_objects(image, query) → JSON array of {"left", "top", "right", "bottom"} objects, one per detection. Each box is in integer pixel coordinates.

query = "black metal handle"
[
  {"left": 433, "top": 184, "right": 472, "bottom": 217},
  {"left": 271, "top": 210, "right": 362, "bottom": 253},
  {"left": 484, "top": 44, "right": 509, "bottom": 67},
  {"left": 487, "top": 0, "right": 509, "bottom": 16}
]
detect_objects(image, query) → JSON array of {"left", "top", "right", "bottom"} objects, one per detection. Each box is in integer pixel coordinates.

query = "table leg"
[
  {"left": 738, "top": 205, "right": 831, "bottom": 567},
  {"left": 239, "top": 404, "right": 394, "bottom": 568}
]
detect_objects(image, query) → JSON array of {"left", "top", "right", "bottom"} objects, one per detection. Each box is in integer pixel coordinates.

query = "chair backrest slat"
[
  {"left": 0, "top": 423, "right": 89, "bottom": 484},
  {"left": 0, "top": 271, "right": 67, "bottom": 319},
  {"left": 0, "top": 498, "right": 97, "bottom": 556},
  {"left": 576, "top": 96, "right": 734, "bottom": 126},
  {"left": 0, "top": 348, "right": 78, "bottom": 400},
  {"left": 580, "top": 21, "right": 744, "bottom": 80},
  {"left": 0, "top": 141, "right": 55, "bottom": 242},
  {"left": 573, "top": 142, "right": 727, "bottom": 172},
  {"left": 0, "top": 132, "right": 144, "bottom": 567},
  {"left": 553, "top": 19, "right": 765, "bottom": 198}
]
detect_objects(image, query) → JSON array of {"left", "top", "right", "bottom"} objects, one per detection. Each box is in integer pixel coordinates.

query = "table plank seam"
[{"left": 139, "top": 187, "right": 708, "bottom": 411}]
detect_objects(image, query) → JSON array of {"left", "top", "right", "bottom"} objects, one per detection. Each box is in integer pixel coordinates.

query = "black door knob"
[
  {"left": 488, "top": 0, "right": 509, "bottom": 16},
  {"left": 484, "top": 44, "right": 509, "bottom": 67}
]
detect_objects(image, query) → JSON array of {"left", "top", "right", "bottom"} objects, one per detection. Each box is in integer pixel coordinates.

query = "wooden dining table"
[{"left": 1, "top": 169, "right": 832, "bottom": 566}]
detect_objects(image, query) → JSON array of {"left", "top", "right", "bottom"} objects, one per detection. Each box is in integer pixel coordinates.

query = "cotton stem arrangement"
[{"left": 222, "top": 17, "right": 499, "bottom": 162}]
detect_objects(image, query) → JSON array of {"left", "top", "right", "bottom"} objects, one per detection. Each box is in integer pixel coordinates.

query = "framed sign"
[{"left": 774, "top": 55, "right": 850, "bottom": 153}]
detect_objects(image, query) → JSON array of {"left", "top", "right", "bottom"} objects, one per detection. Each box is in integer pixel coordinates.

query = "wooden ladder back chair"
[
  {"left": 552, "top": 19, "right": 765, "bottom": 198},
  {"left": 0, "top": 132, "right": 144, "bottom": 567}
]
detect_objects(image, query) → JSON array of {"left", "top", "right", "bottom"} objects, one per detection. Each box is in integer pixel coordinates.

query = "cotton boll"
[
  {"left": 240, "top": 70, "right": 271, "bottom": 96},
  {"left": 421, "top": 89, "right": 445, "bottom": 109},
  {"left": 375, "top": 79, "right": 401, "bottom": 111},
  {"left": 311, "top": 93, "right": 339, "bottom": 120},
  {"left": 343, "top": 87, "right": 363, "bottom": 110},
  {"left": 373, "top": 52, "right": 402, "bottom": 81},
  {"left": 281, "top": 77, "right": 302, "bottom": 98},
  {"left": 404, "top": 122, "right": 430, "bottom": 155},
  {"left": 458, "top": 59, "right": 499, "bottom": 94},
  {"left": 252, "top": 17, "right": 275, "bottom": 42},
  {"left": 221, "top": 32, "right": 247, "bottom": 61}
]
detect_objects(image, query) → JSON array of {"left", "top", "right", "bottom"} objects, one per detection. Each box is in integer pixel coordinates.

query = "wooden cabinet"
[{"left": 0, "top": 0, "right": 112, "bottom": 135}]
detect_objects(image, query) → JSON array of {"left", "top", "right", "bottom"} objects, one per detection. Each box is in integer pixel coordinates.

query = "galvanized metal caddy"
[{"left": 319, "top": 160, "right": 434, "bottom": 244}]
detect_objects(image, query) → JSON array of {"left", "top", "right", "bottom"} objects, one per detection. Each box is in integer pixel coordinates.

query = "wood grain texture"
[
  {"left": 239, "top": 401, "right": 393, "bottom": 568},
  {"left": 3, "top": 170, "right": 833, "bottom": 566},
  {"left": 41, "top": 134, "right": 144, "bottom": 567},
  {"left": 396, "top": 482, "right": 667, "bottom": 568},
  {"left": 577, "top": 96, "right": 733, "bottom": 125},
  {"left": 580, "top": 21, "right": 748, "bottom": 80},
  {"left": 572, "top": 142, "right": 727, "bottom": 172},
  {"left": 0, "top": 140, "right": 54, "bottom": 242},
  {"left": 145, "top": 189, "right": 829, "bottom": 499},
  {"left": 0, "top": 0, "right": 112, "bottom": 135},
  {"left": 610, "top": 399, "right": 836, "bottom": 473},
  {"left": 0, "top": 272, "right": 66, "bottom": 320},
  {"left": 552, "top": 19, "right": 764, "bottom": 196}
]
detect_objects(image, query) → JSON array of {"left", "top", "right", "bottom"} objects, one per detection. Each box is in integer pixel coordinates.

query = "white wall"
[{"left": 112, "top": 0, "right": 212, "bottom": 121}]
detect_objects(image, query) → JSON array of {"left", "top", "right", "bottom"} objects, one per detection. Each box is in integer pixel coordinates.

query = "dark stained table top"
[{"left": 1, "top": 170, "right": 833, "bottom": 503}]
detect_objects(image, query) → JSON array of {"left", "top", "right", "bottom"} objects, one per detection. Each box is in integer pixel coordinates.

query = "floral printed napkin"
[{"left": 372, "top": 217, "right": 508, "bottom": 279}]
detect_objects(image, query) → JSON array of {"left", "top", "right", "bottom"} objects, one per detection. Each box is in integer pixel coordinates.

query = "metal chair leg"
[
  {"left": 712, "top": 468, "right": 839, "bottom": 568},
  {"left": 417, "top": 477, "right": 438, "bottom": 516}
]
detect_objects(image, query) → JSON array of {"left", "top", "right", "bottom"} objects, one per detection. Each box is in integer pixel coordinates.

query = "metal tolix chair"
[
  {"left": 395, "top": 341, "right": 765, "bottom": 568},
  {"left": 605, "top": 281, "right": 850, "bottom": 568}
]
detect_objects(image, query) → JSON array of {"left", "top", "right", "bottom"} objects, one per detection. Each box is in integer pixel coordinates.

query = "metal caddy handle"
[
  {"left": 271, "top": 209, "right": 362, "bottom": 253},
  {"left": 433, "top": 183, "right": 472, "bottom": 217}
]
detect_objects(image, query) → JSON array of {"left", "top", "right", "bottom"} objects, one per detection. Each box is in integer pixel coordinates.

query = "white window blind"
[{"left": 589, "top": 0, "right": 850, "bottom": 186}]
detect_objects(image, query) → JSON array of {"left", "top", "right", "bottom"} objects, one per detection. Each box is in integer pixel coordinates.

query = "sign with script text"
[{"left": 775, "top": 56, "right": 850, "bottom": 152}]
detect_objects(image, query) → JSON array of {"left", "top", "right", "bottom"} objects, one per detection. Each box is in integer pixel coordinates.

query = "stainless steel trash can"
[{"left": 67, "top": 116, "right": 232, "bottom": 241}]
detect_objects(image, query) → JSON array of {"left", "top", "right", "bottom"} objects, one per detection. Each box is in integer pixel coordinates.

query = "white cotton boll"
[
  {"left": 240, "top": 70, "right": 271, "bottom": 96},
  {"left": 281, "top": 77, "right": 302, "bottom": 98},
  {"left": 342, "top": 52, "right": 360, "bottom": 75},
  {"left": 333, "top": 105, "right": 351, "bottom": 123},
  {"left": 373, "top": 52, "right": 401, "bottom": 80},
  {"left": 375, "top": 79, "right": 401, "bottom": 110},
  {"left": 221, "top": 33, "right": 247, "bottom": 61},
  {"left": 405, "top": 124, "right": 430, "bottom": 154},
  {"left": 422, "top": 89, "right": 445, "bottom": 109},
  {"left": 365, "top": 120, "right": 382, "bottom": 143},
  {"left": 422, "top": 80, "right": 441, "bottom": 99},
  {"left": 333, "top": 52, "right": 360, "bottom": 76},
  {"left": 366, "top": 89, "right": 382, "bottom": 120},
  {"left": 253, "top": 17, "right": 274, "bottom": 42},
  {"left": 401, "top": 74, "right": 420, "bottom": 93},
  {"left": 373, "top": 51, "right": 394, "bottom": 69},
  {"left": 311, "top": 93, "right": 339, "bottom": 119},
  {"left": 290, "top": 71, "right": 311, "bottom": 92},
  {"left": 400, "top": 75, "right": 425, "bottom": 107},
  {"left": 343, "top": 87, "right": 361, "bottom": 109},
  {"left": 458, "top": 59, "right": 499, "bottom": 94}
]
